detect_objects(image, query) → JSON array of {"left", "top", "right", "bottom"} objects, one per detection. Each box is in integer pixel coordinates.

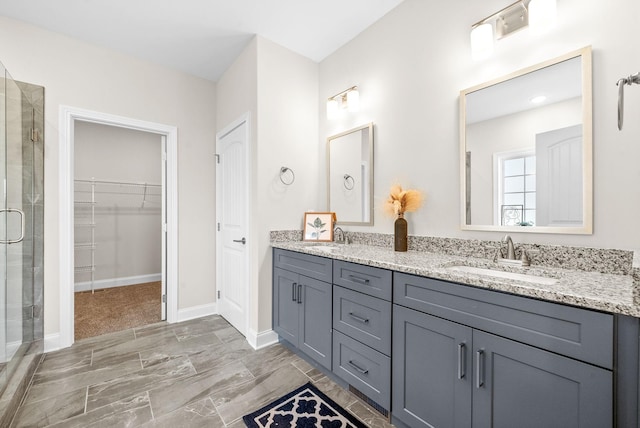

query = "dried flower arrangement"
[{"left": 384, "top": 184, "right": 424, "bottom": 217}]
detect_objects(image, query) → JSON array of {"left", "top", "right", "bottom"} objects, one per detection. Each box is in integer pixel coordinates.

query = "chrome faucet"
[
  {"left": 334, "top": 227, "right": 346, "bottom": 244},
  {"left": 502, "top": 235, "right": 516, "bottom": 260}
]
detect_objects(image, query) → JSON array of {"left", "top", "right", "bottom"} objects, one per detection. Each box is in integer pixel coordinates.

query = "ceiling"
[{"left": 0, "top": 0, "right": 405, "bottom": 82}]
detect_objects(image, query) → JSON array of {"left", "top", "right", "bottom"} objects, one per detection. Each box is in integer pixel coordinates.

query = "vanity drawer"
[
  {"left": 333, "top": 330, "right": 391, "bottom": 410},
  {"left": 333, "top": 286, "right": 392, "bottom": 355},
  {"left": 393, "top": 272, "right": 614, "bottom": 369},
  {"left": 333, "top": 260, "right": 392, "bottom": 301},
  {"left": 273, "top": 248, "right": 332, "bottom": 283}
]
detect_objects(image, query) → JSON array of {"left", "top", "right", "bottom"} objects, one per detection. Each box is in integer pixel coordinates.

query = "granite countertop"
[{"left": 272, "top": 241, "right": 640, "bottom": 317}]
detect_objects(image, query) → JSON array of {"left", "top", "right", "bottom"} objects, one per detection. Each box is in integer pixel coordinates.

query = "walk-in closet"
[{"left": 73, "top": 121, "right": 164, "bottom": 340}]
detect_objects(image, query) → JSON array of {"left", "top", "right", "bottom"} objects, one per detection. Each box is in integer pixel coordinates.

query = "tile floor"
[{"left": 11, "top": 315, "right": 394, "bottom": 427}]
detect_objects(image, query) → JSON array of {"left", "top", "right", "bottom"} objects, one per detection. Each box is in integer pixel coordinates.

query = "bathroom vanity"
[{"left": 272, "top": 241, "right": 639, "bottom": 428}]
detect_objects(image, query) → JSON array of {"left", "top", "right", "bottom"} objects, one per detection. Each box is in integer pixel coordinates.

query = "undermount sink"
[{"left": 445, "top": 265, "right": 558, "bottom": 286}]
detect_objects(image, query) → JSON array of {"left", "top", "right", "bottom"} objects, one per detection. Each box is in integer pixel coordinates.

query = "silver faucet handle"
[{"left": 520, "top": 250, "right": 531, "bottom": 267}]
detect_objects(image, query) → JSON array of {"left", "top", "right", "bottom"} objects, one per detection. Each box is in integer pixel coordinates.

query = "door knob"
[{"left": 233, "top": 237, "right": 246, "bottom": 245}]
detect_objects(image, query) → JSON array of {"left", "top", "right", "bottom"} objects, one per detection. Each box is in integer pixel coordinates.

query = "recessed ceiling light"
[{"left": 530, "top": 95, "right": 547, "bottom": 104}]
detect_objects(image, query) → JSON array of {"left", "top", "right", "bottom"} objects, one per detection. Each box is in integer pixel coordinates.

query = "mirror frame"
[
  {"left": 327, "top": 123, "right": 374, "bottom": 226},
  {"left": 459, "top": 46, "right": 593, "bottom": 234}
]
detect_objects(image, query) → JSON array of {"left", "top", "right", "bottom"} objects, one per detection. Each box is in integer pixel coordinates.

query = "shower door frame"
[{"left": 58, "top": 106, "right": 178, "bottom": 350}]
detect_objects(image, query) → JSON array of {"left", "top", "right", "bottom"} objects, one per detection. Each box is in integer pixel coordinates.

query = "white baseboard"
[
  {"left": 247, "top": 328, "right": 279, "bottom": 350},
  {"left": 176, "top": 303, "right": 218, "bottom": 323},
  {"left": 74, "top": 273, "right": 162, "bottom": 292},
  {"left": 44, "top": 333, "right": 61, "bottom": 353}
]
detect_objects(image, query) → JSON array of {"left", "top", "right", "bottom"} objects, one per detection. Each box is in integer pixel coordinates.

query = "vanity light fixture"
[
  {"left": 470, "top": 0, "right": 557, "bottom": 60},
  {"left": 327, "top": 86, "right": 359, "bottom": 119}
]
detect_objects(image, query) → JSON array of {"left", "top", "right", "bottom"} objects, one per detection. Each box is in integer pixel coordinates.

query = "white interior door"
[
  {"left": 536, "top": 124, "right": 583, "bottom": 226},
  {"left": 216, "top": 117, "right": 249, "bottom": 336}
]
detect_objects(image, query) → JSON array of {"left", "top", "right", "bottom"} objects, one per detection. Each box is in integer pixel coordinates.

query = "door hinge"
[
  {"left": 215, "top": 154, "right": 220, "bottom": 164},
  {"left": 162, "top": 151, "right": 167, "bottom": 161},
  {"left": 162, "top": 294, "right": 166, "bottom": 303},
  {"left": 217, "top": 290, "right": 221, "bottom": 299},
  {"left": 217, "top": 222, "right": 220, "bottom": 231},
  {"left": 163, "top": 223, "right": 167, "bottom": 233},
  {"left": 31, "top": 128, "right": 39, "bottom": 142}
]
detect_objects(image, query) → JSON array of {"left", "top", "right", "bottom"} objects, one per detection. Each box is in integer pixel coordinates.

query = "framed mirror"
[
  {"left": 460, "top": 46, "right": 592, "bottom": 234},
  {"left": 327, "top": 123, "right": 374, "bottom": 225}
]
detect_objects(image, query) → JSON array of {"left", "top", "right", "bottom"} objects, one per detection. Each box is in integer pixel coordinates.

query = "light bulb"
[
  {"left": 347, "top": 89, "right": 360, "bottom": 112},
  {"left": 471, "top": 23, "right": 494, "bottom": 61}
]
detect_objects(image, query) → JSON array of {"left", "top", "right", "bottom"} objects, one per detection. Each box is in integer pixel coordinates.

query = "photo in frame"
[{"left": 303, "top": 212, "right": 336, "bottom": 242}]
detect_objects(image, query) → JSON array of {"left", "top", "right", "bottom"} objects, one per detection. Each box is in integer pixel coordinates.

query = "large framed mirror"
[
  {"left": 460, "top": 46, "right": 592, "bottom": 234},
  {"left": 327, "top": 123, "right": 374, "bottom": 225}
]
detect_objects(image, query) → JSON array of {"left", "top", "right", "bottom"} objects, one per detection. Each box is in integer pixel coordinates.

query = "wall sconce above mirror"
[
  {"left": 327, "top": 86, "right": 360, "bottom": 120},
  {"left": 460, "top": 46, "right": 592, "bottom": 234},
  {"left": 470, "top": 0, "right": 557, "bottom": 60},
  {"left": 328, "top": 123, "right": 373, "bottom": 226}
]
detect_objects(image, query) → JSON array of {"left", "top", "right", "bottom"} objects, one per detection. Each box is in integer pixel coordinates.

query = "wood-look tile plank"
[
  {"left": 211, "top": 364, "right": 309, "bottom": 425},
  {"left": 11, "top": 387, "right": 86, "bottom": 428},
  {"left": 148, "top": 360, "right": 254, "bottom": 418},
  {"left": 140, "top": 397, "right": 224, "bottom": 428},
  {"left": 46, "top": 392, "right": 153, "bottom": 428},
  {"left": 24, "top": 355, "right": 142, "bottom": 405},
  {"left": 86, "top": 355, "right": 196, "bottom": 411}
]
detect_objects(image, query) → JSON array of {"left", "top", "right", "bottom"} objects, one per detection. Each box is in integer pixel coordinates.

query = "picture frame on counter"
[{"left": 303, "top": 212, "right": 336, "bottom": 242}]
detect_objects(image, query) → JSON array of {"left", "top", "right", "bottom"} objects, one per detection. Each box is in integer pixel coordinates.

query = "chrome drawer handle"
[
  {"left": 348, "top": 275, "right": 370, "bottom": 285},
  {"left": 458, "top": 343, "right": 466, "bottom": 380},
  {"left": 476, "top": 350, "right": 485, "bottom": 388},
  {"left": 348, "top": 360, "right": 369, "bottom": 375},
  {"left": 348, "top": 312, "right": 369, "bottom": 324}
]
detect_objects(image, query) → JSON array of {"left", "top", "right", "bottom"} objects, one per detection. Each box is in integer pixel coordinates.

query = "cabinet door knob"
[{"left": 458, "top": 343, "right": 466, "bottom": 380}]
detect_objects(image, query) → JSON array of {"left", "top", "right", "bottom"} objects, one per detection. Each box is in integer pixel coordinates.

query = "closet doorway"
[
  {"left": 73, "top": 122, "right": 164, "bottom": 340},
  {"left": 59, "top": 106, "right": 178, "bottom": 349}
]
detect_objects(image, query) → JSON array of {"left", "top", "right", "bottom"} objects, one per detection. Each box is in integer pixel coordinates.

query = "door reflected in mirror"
[
  {"left": 460, "top": 47, "right": 592, "bottom": 234},
  {"left": 327, "top": 123, "right": 374, "bottom": 226}
]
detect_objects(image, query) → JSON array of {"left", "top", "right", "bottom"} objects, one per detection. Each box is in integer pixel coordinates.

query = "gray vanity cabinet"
[
  {"left": 393, "top": 305, "right": 472, "bottom": 428},
  {"left": 392, "top": 272, "right": 614, "bottom": 428},
  {"left": 472, "top": 330, "right": 612, "bottom": 428},
  {"left": 273, "top": 249, "right": 333, "bottom": 370},
  {"left": 332, "top": 260, "right": 392, "bottom": 411}
]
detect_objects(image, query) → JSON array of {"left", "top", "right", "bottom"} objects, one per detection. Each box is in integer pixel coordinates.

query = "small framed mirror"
[
  {"left": 460, "top": 46, "right": 592, "bottom": 234},
  {"left": 327, "top": 123, "right": 374, "bottom": 225}
]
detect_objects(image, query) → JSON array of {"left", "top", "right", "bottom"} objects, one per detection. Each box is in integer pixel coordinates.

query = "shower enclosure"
[{"left": 0, "top": 61, "right": 44, "bottom": 423}]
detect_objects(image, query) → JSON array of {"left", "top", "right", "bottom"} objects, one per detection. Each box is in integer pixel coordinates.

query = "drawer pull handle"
[
  {"left": 476, "top": 350, "right": 485, "bottom": 388},
  {"left": 458, "top": 343, "right": 466, "bottom": 380},
  {"left": 348, "top": 312, "right": 370, "bottom": 324},
  {"left": 297, "top": 283, "right": 302, "bottom": 304},
  {"left": 349, "top": 275, "right": 370, "bottom": 285},
  {"left": 292, "top": 283, "right": 297, "bottom": 302},
  {"left": 348, "top": 360, "right": 369, "bottom": 375}
]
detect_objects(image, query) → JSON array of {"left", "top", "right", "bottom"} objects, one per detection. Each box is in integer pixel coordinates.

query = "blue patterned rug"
[{"left": 243, "top": 382, "right": 367, "bottom": 428}]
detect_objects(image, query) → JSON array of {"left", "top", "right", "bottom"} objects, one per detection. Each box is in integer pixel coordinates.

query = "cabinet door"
[
  {"left": 299, "top": 275, "right": 332, "bottom": 369},
  {"left": 393, "top": 305, "right": 472, "bottom": 428},
  {"left": 472, "top": 331, "right": 612, "bottom": 428},
  {"left": 273, "top": 267, "right": 300, "bottom": 345}
]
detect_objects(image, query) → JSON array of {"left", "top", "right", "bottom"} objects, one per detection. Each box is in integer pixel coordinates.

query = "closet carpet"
[{"left": 75, "top": 282, "right": 161, "bottom": 341}]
